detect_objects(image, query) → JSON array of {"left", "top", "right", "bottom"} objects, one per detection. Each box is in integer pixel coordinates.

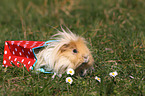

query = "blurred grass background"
[{"left": 0, "top": 0, "right": 145, "bottom": 95}]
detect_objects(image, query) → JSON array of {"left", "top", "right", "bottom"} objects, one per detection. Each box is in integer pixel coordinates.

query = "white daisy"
[
  {"left": 109, "top": 71, "right": 118, "bottom": 77},
  {"left": 67, "top": 68, "right": 75, "bottom": 76},
  {"left": 66, "top": 77, "right": 73, "bottom": 84},
  {"left": 95, "top": 76, "right": 101, "bottom": 82}
]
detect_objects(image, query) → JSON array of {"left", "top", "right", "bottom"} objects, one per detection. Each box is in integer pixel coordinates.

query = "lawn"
[{"left": 0, "top": 0, "right": 145, "bottom": 95}]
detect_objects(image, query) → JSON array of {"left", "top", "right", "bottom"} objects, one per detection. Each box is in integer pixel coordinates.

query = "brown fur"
[
  {"left": 58, "top": 38, "right": 94, "bottom": 76},
  {"left": 35, "top": 29, "right": 94, "bottom": 76}
]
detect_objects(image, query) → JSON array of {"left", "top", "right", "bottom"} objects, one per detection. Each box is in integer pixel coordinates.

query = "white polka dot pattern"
[
  {"left": 22, "top": 49, "right": 24, "bottom": 53},
  {"left": 13, "top": 51, "right": 15, "bottom": 55},
  {"left": 3, "top": 60, "right": 6, "bottom": 64},
  {"left": 29, "top": 66, "right": 32, "bottom": 70},
  {"left": 4, "top": 51, "right": 7, "bottom": 54},
  {"left": 21, "top": 59, "right": 24, "bottom": 62},
  {"left": 5, "top": 42, "right": 8, "bottom": 45},
  {"left": 15, "top": 48, "right": 17, "bottom": 51},
  {"left": 30, "top": 49, "right": 32, "bottom": 52},
  {"left": 3, "top": 41, "right": 45, "bottom": 71},
  {"left": 14, "top": 58, "right": 17, "bottom": 61},
  {"left": 19, "top": 52, "right": 22, "bottom": 55},
  {"left": 9, "top": 56, "right": 11, "bottom": 59},
  {"left": 28, "top": 61, "right": 31, "bottom": 64},
  {"left": 28, "top": 51, "right": 30, "bottom": 55}
]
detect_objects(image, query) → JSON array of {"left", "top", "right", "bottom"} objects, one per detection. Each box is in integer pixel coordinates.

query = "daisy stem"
[
  {"left": 112, "top": 78, "right": 116, "bottom": 85},
  {"left": 67, "top": 84, "right": 70, "bottom": 93}
]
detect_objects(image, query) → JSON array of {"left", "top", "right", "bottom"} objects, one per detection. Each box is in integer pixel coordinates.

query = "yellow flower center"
[
  {"left": 68, "top": 79, "right": 71, "bottom": 82},
  {"left": 69, "top": 71, "right": 72, "bottom": 73},
  {"left": 97, "top": 78, "right": 100, "bottom": 80},
  {"left": 112, "top": 73, "right": 115, "bottom": 75}
]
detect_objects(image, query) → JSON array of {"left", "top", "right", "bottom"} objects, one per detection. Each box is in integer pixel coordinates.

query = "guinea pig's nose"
[
  {"left": 84, "top": 56, "right": 88, "bottom": 59},
  {"left": 83, "top": 55, "right": 89, "bottom": 63}
]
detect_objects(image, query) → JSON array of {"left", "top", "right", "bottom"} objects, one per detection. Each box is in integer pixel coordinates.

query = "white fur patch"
[{"left": 35, "top": 28, "right": 80, "bottom": 74}]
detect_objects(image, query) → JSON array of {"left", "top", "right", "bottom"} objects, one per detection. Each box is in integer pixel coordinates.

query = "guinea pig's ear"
[{"left": 60, "top": 44, "right": 70, "bottom": 52}]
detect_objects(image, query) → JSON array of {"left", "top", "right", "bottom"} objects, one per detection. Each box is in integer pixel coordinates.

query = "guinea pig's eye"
[{"left": 73, "top": 49, "right": 78, "bottom": 53}]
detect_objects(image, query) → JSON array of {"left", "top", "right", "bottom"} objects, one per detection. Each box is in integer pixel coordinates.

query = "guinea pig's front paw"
[{"left": 79, "top": 69, "right": 87, "bottom": 77}]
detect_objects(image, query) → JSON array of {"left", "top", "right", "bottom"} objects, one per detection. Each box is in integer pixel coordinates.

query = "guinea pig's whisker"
[{"left": 35, "top": 27, "right": 94, "bottom": 76}]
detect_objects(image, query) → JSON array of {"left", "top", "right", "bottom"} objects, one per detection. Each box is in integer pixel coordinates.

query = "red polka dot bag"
[{"left": 3, "top": 40, "right": 54, "bottom": 73}]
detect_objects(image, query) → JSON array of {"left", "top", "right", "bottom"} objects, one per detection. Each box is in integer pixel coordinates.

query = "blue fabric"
[{"left": 31, "top": 40, "right": 57, "bottom": 73}]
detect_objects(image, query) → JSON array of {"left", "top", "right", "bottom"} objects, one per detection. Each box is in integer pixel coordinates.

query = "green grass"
[{"left": 0, "top": 0, "right": 145, "bottom": 95}]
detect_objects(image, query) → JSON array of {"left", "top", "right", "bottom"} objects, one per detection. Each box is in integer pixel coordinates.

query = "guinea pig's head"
[{"left": 57, "top": 37, "right": 94, "bottom": 76}]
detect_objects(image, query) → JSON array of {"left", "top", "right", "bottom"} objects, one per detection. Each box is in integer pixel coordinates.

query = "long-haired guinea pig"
[{"left": 34, "top": 27, "right": 94, "bottom": 76}]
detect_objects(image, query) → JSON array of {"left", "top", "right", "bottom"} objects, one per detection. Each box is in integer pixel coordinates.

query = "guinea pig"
[{"left": 34, "top": 27, "right": 94, "bottom": 76}]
